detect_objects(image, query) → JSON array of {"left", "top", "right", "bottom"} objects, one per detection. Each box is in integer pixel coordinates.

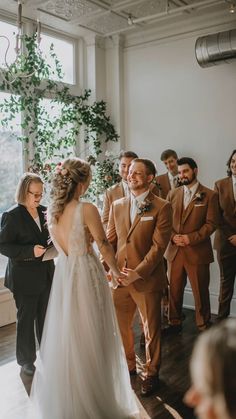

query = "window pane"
[
  {"left": 38, "top": 98, "right": 75, "bottom": 204},
  {"left": 0, "top": 21, "right": 17, "bottom": 68},
  {"left": 40, "top": 33, "right": 74, "bottom": 84},
  {"left": 0, "top": 92, "right": 22, "bottom": 277},
  {"left": 39, "top": 98, "right": 75, "bottom": 161}
]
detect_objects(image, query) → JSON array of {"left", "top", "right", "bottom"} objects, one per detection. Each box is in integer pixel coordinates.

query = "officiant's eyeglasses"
[{"left": 28, "top": 191, "right": 43, "bottom": 198}]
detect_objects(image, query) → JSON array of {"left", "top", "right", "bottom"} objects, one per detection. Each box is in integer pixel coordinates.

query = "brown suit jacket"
[
  {"left": 155, "top": 173, "right": 171, "bottom": 199},
  {"left": 102, "top": 181, "right": 161, "bottom": 226},
  {"left": 165, "top": 183, "right": 219, "bottom": 264},
  {"left": 106, "top": 191, "right": 172, "bottom": 293},
  {"left": 214, "top": 177, "right": 236, "bottom": 259}
]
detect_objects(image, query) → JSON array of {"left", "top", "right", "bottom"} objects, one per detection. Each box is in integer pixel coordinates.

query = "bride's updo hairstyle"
[{"left": 49, "top": 158, "right": 91, "bottom": 224}]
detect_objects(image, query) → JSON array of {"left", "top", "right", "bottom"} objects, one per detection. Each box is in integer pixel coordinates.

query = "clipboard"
[{"left": 42, "top": 244, "right": 58, "bottom": 261}]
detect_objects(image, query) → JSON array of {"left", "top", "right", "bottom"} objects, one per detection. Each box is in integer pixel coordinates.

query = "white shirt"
[
  {"left": 232, "top": 176, "right": 236, "bottom": 202},
  {"left": 183, "top": 182, "right": 199, "bottom": 209},
  {"left": 34, "top": 216, "right": 42, "bottom": 231},
  {"left": 130, "top": 190, "right": 150, "bottom": 224}
]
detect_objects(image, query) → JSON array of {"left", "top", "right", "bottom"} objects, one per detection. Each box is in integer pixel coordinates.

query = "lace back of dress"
[{"left": 69, "top": 203, "right": 87, "bottom": 256}]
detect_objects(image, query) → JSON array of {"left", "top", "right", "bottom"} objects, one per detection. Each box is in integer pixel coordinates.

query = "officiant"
[{"left": 0, "top": 173, "right": 54, "bottom": 376}]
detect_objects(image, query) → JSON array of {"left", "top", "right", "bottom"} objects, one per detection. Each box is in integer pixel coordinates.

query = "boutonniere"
[
  {"left": 194, "top": 192, "right": 206, "bottom": 203},
  {"left": 174, "top": 177, "right": 182, "bottom": 188},
  {"left": 137, "top": 199, "right": 152, "bottom": 215}
]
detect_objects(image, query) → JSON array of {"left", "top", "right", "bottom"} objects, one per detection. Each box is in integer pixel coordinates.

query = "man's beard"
[{"left": 179, "top": 172, "right": 196, "bottom": 185}]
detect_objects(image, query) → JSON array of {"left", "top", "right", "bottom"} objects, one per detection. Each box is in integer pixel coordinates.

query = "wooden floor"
[{"left": 0, "top": 308, "right": 204, "bottom": 419}]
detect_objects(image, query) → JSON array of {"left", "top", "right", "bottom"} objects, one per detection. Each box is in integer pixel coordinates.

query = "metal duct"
[{"left": 195, "top": 29, "right": 236, "bottom": 68}]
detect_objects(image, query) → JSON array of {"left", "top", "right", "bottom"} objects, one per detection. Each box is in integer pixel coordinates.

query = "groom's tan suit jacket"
[
  {"left": 107, "top": 191, "right": 172, "bottom": 292},
  {"left": 165, "top": 184, "right": 219, "bottom": 264}
]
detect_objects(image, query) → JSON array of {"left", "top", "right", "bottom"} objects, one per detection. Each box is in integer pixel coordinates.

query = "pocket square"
[
  {"left": 140, "top": 216, "right": 153, "bottom": 221},
  {"left": 194, "top": 204, "right": 206, "bottom": 207}
]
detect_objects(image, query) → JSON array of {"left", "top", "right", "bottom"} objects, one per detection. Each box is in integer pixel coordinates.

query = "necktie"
[
  {"left": 130, "top": 197, "right": 138, "bottom": 224},
  {"left": 184, "top": 189, "right": 192, "bottom": 209},
  {"left": 173, "top": 176, "right": 179, "bottom": 188}
]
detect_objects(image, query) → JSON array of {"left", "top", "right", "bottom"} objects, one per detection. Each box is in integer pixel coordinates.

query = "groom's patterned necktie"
[
  {"left": 130, "top": 197, "right": 138, "bottom": 224},
  {"left": 184, "top": 188, "right": 192, "bottom": 209}
]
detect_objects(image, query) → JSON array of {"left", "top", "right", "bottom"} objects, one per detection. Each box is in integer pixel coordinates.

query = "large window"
[
  {"left": 40, "top": 33, "right": 75, "bottom": 84},
  {"left": 0, "top": 23, "right": 77, "bottom": 279},
  {"left": 0, "top": 92, "right": 22, "bottom": 214},
  {"left": 0, "top": 92, "right": 23, "bottom": 277}
]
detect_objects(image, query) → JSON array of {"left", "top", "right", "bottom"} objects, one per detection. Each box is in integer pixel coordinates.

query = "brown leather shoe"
[
  {"left": 139, "top": 332, "right": 145, "bottom": 348},
  {"left": 141, "top": 376, "right": 159, "bottom": 397}
]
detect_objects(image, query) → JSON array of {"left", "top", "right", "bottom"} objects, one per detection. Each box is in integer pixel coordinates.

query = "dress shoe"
[
  {"left": 162, "top": 324, "right": 182, "bottom": 335},
  {"left": 139, "top": 332, "right": 145, "bottom": 348},
  {"left": 129, "top": 368, "right": 137, "bottom": 376},
  {"left": 21, "top": 363, "right": 35, "bottom": 376},
  {"left": 141, "top": 375, "right": 159, "bottom": 397}
]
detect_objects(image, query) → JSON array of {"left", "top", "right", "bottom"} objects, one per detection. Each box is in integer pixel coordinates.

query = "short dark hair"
[
  {"left": 177, "top": 157, "right": 198, "bottom": 170},
  {"left": 227, "top": 149, "right": 236, "bottom": 177},
  {"left": 132, "top": 158, "right": 156, "bottom": 176},
  {"left": 119, "top": 150, "right": 138, "bottom": 160},
  {"left": 160, "top": 149, "right": 178, "bottom": 161}
]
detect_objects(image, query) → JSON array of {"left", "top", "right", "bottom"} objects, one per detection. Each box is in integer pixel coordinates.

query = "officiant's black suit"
[{"left": 0, "top": 204, "right": 54, "bottom": 366}]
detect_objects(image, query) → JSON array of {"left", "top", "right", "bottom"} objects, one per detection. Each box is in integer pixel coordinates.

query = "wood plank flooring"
[{"left": 0, "top": 309, "right": 205, "bottom": 419}]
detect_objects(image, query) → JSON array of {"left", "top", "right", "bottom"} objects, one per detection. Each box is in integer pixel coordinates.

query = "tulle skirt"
[{"left": 29, "top": 252, "right": 139, "bottom": 418}]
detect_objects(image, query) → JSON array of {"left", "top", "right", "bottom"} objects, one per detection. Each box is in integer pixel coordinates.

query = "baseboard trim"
[{"left": 183, "top": 287, "right": 236, "bottom": 317}]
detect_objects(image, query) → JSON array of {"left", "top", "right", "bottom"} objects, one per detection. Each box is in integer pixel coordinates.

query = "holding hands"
[{"left": 108, "top": 267, "right": 140, "bottom": 287}]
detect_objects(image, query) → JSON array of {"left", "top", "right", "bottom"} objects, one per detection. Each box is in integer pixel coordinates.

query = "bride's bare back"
[{"left": 51, "top": 201, "right": 120, "bottom": 278}]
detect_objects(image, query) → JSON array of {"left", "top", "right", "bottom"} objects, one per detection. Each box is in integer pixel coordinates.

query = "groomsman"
[
  {"left": 155, "top": 149, "right": 179, "bottom": 317},
  {"left": 165, "top": 157, "right": 219, "bottom": 332},
  {"left": 155, "top": 149, "right": 179, "bottom": 199},
  {"left": 107, "top": 158, "right": 172, "bottom": 396},
  {"left": 102, "top": 150, "right": 138, "bottom": 228},
  {"left": 214, "top": 149, "right": 236, "bottom": 320}
]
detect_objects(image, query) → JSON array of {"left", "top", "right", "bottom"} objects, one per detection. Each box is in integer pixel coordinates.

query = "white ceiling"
[{"left": 0, "top": 0, "right": 235, "bottom": 40}]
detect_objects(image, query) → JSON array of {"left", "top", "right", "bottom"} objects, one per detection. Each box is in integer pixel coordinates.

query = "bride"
[{"left": 29, "top": 157, "right": 140, "bottom": 418}]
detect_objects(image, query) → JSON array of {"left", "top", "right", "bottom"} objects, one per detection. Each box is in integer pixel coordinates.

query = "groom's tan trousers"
[{"left": 113, "top": 284, "right": 162, "bottom": 377}]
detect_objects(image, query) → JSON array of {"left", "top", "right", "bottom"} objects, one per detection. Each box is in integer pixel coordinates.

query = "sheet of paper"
[{"left": 42, "top": 245, "right": 58, "bottom": 261}]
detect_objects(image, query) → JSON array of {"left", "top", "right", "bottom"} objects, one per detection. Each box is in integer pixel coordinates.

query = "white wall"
[{"left": 122, "top": 30, "right": 236, "bottom": 315}]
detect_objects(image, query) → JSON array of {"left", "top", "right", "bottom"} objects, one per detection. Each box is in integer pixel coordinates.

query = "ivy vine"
[{"left": 0, "top": 34, "right": 119, "bottom": 200}]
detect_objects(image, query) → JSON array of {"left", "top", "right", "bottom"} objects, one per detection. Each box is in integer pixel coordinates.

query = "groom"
[{"left": 106, "top": 158, "right": 172, "bottom": 396}]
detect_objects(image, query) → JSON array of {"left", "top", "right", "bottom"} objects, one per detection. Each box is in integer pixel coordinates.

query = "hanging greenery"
[{"left": 0, "top": 34, "right": 119, "bottom": 200}]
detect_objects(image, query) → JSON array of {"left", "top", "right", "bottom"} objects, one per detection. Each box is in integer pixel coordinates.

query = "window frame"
[{"left": 0, "top": 18, "right": 81, "bottom": 279}]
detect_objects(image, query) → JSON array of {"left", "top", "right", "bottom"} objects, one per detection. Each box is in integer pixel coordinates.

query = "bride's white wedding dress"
[{"left": 29, "top": 202, "right": 139, "bottom": 419}]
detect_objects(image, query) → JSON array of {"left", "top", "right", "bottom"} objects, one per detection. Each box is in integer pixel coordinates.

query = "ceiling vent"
[{"left": 195, "top": 29, "right": 236, "bottom": 68}]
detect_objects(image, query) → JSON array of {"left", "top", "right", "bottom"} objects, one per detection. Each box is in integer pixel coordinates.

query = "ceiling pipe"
[
  {"left": 106, "top": 0, "right": 225, "bottom": 36},
  {"left": 129, "top": 0, "right": 225, "bottom": 25},
  {"left": 195, "top": 28, "right": 236, "bottom": 67}
]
